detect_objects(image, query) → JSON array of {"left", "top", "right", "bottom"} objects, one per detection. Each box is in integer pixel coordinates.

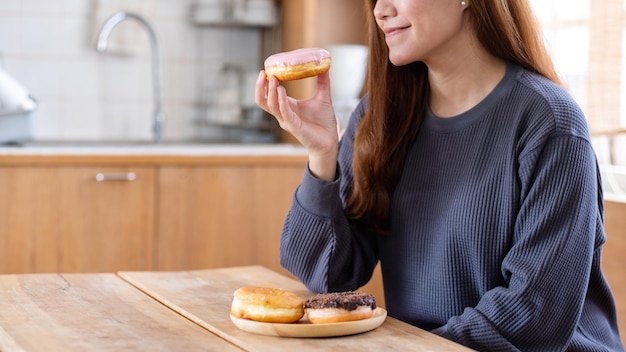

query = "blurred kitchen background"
[
  {"left": 0, "top": 1, "right": 625, "bottom": 171},
  {"left": 0, "top": 0, "right": 288, "bottom": 144},
  {"left": 0, "top": 0, "right": 372, "bottom": 145}
]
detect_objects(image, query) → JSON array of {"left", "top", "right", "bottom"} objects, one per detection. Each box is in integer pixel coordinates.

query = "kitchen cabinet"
[
  {"left": 0, "top": 166, "right": 155, "bottom": 273},
  {"left": 155, "top": 164, "right": 303, "bottom": 273},
  {"left": 0, "top": 152, "right": 308, "bottom": 275},
  {"left": 602, "top": 200, "right": 626, "bottom": 344},
  {"left": 156, "top": 163, "right": 385, "bottom": 305},
  {"left": 0, "top": 150, "right": 386, "bottom": 307}
]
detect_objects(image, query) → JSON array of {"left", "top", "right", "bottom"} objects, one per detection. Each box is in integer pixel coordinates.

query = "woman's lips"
[{"left": 383, "top": 26, "right": 409, "bottom": 38}]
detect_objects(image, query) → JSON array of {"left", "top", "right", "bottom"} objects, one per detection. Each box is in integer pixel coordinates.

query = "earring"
[{"left": 461, "top": 0, "right": 467, "bottom": 5}]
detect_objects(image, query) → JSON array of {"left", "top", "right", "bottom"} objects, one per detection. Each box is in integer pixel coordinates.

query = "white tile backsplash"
[
  {"left": 165, "top": 60, "right": 197, "bottom": 103},
  {"left": 0, "top": 17, "right": 18, "bottom": 54},
  {"left": 63, "top": 0, "right": 93, "bottom": 16},
  {"left": 29, "top": 103, "right": 60, "bottom": 139},
  {"left": 0, "top": 1, "right": 20, "bottom": 13},
  {"left": 8, "top": 58, "right": 64, "bottom": 99},
  {"left": 0, "top": 0, "right": 273, "bottom": 142},
  {"left": 100, "top": 57, "right": 152, "bottom": 100},
  {"left": 19, "top": 0, "right": 66, "bottom": 15},
  {"left": 59, "top": 101, "right": 106, "bottom": 139},
  {"left": 100, "top": 101, "right": 153, "bottom": 140},
  {"left": 62, "top": 60, "right": 103, "bottom": 100}
]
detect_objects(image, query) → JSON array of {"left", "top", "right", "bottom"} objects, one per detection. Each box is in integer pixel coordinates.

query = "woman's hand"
[{"left": 255, "top": 71, "right": 339, "bottom": 181}]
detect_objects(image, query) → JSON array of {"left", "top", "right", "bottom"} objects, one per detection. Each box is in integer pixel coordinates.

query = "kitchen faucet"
[{"left": 96, "top": 11, "right": 164, "bottom": 142}]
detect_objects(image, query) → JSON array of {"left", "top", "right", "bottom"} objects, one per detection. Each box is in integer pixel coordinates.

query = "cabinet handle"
[{"left": 95, "top": 172, "right": 137, "bottom": 182}]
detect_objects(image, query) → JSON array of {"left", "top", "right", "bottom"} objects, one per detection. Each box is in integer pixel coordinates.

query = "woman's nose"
[{"left": 373, "top": 0, "right": 395, "bottom": 20}]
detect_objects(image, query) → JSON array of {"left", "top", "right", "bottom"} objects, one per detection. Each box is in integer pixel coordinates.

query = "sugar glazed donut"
[
  {"left": 231, "top": 286, "right": 305, "bottom": 323},
  {"left": 264, "top": 47, "right": 332, "bottom": 81},
  {"left": 304, "top": 291, "right": 377, "bottom": 324}
]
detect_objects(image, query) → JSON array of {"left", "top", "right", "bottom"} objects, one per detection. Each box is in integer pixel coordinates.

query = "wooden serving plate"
[{"left": 230, "top": 308, "right": 387, "bottom": 337}]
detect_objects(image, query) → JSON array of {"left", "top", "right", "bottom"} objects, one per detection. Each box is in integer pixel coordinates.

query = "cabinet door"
[
  {"left": 251, "top": 165, "right": 306, "bottom": 273},
  {"left": 602, "top": 200, "right": 626, "bottom": 343},
  {"left": 156, "top": 164, "right": 304, "bottom": 272},
  {"left": 156, "top": 164, "right": 385, "bottom": 306},
  {"left": 0, "top": 166, "right": 155, "bottom": 273}
]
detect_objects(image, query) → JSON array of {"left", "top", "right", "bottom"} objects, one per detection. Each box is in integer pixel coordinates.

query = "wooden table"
[
  {"left": 0, "top": 273, "right": 240, "bottom": 351},
  {"left": 0, "top": 266, "right": 473, "bottom": 351}
]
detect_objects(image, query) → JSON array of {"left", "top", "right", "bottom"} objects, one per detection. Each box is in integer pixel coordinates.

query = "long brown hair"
[{"left": 347, "top": 0, "right": 561, "bottom": 235}]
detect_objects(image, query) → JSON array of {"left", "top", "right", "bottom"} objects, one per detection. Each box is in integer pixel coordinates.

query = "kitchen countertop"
[
  {"left": 0, "top": 142, "right": 309, "bottom": 165},
  {"left": 0, "top": 142, "right": 307, "bottom": 156}
]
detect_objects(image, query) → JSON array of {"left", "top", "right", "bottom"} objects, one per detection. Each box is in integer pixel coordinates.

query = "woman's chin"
[{"left": 387, "top": 53, "right": 414, "bottom": 67}]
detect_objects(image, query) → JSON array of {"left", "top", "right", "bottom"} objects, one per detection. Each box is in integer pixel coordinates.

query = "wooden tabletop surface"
[
  {"left": 118, "top": 265, "right": 474, "bottom": 352},
  {"left": 0, "top": 273, "right": 241, "bottom": 351},
  {"left": 0, "top": 266, "right": 473, "bottom": 351}
]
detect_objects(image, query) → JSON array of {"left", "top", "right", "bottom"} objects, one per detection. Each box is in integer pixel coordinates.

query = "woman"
[{"left": 255, "top": 0, "right": 624, "bottom": 350}]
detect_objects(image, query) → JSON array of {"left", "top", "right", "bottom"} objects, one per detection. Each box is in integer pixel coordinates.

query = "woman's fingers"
[
  {"left": 266, "top": 75, "right": 279, "bottom": 110},
  {"left": 315, "top": 71, "right": 332, "bottom": 101},
  {"left": 255, "top": 72, "right": 284, "bottom": 119},
  {"left": 277, "top": 85, "right": 298, "bottom": 129},
  {"left": 255, "top": 72, "right": 295, "bottom": 130},
  {"left": 254, "top": 70, "right": 270, "bottom": 110},
  {"left": 254, "top": 71, "right": 302, "bottom": 138},
  {"left": 266, "top": 75, "right": 284, "bottom": 120}
]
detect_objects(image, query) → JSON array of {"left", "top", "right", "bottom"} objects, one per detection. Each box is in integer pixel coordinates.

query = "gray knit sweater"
[{"left": 279, "top": 63, "right": 624, "bottom": 351}]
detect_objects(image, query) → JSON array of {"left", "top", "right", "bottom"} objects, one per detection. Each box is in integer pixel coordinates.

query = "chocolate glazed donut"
[{"left": 304, "top": 291, "right": 377, "bottom": 324}]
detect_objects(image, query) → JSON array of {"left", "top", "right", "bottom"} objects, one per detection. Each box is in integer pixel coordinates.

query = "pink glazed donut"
[{"left": 264, "top": 48, "right": 332, "bottom": 81}]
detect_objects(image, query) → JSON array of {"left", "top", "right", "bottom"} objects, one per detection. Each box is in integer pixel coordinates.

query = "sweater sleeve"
[
  {"left": 279, "top": 99, "right": 378, "bottom": 293},
  {"left": 441, "top": 135, "right": 609, "bottom": 351}
]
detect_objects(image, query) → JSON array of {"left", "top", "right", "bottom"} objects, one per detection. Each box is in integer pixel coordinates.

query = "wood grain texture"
[
  {"left": 0, "top": 153, "right": 308, "bottom": 275},
  {"left": 602, "top": 200, "right": 626, "bottom": 344},
  {"left": 154, "top": 163, "right": 389, "bottom": 308},
  {"left": 0, "top": 166, "right": 155, "bottom": 274},
  {"left": 0, "top": 273, "right": 241, "bottom": 351},
  {"left": 118, "top": 266, "right": 473, "bottom": 352},
  {"left": 155, "top": 164, "right": 304, "bottom": 273}
]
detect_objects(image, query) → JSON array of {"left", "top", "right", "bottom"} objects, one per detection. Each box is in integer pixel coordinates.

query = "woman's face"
[{"left": 373, "top": 0, "right": 469, "bottom": 66}]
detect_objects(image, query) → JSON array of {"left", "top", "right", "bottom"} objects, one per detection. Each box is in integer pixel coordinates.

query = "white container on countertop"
[
  {"left": 327, "top": 45, "right": 368, "bottom": 133},
  {"left": 0, "top": 65, "right": 37, "bottom": 144},
  {"left": 0, "top": 66, "right": 36, "bottom": 115}
]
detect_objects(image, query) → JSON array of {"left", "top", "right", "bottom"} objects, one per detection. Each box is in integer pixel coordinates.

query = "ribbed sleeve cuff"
[{"left": 295, "top": 162, "right": 342, "bottom": 218}]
